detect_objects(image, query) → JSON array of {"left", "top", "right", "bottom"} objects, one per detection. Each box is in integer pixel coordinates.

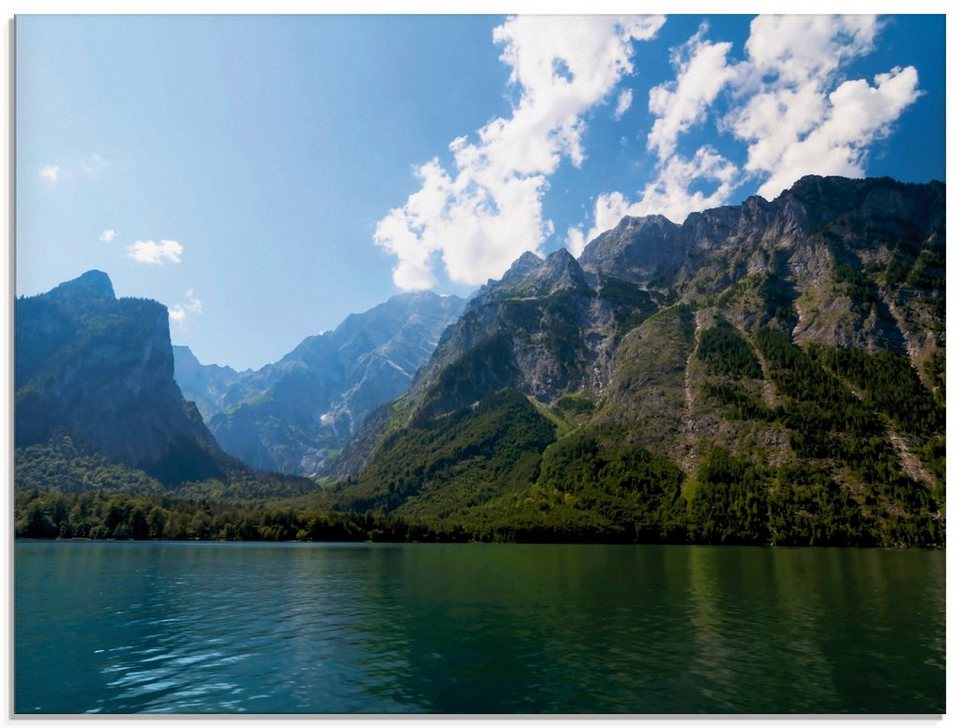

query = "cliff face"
[
  {"left": 15, "top": 271, "right": 227, "bottom": 485},
  {"left": 330, "top": 176, "right": 945, "bottom": 546}
]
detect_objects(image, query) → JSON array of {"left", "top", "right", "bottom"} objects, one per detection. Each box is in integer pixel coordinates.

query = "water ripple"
[{"left": 15, "top": 542, "right": 946, "bottom": 714}]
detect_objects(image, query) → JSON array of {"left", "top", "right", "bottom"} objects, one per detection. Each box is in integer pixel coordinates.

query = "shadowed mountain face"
[
  {"left": 330, "top": 176, "right": 945, "bottom": 547},
  {"left": 174, "top": 292, "right": 465, "bottom": 476},
  {"left": 15, "top": 271, "right": 228, "bottom": 486}
]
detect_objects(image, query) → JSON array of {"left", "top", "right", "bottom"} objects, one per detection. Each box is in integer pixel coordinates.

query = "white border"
[{"left": 2, "top": 3, "right": 955, "bottom": 727}]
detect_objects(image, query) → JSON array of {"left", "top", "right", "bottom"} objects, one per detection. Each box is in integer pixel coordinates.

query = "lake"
[{"left": 14, "top": 541, "right": 944, "bottom": 714}]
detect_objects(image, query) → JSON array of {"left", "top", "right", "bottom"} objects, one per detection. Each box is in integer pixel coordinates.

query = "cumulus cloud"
[
  {"left": 745, "top": 65, "right": 921, "bottom": 199},
  {"left": 39, "top": 165, "right": 63, "bottom": 185},
  {"left": 127, "top": 239, "right": 183, "bottom": 265},
  {"left": 168, "top": 305, "right": 187, "bottom": 324},
  {"left": 728, "top": 15, "right": 918, "bottom": 199},
  {"left": 739, "top": 15, "right": 877, "bottom": 88},
  {"left": 608, "top": 146, "right": 738, "bottom": 224},
  {"left": 565, "top": 227, "right": 590, "bottom": 258},
  {"left": 567, "top": 145, "right": 738, "bottom": 249},
  {"left": 646, "top": 26, "right": 735, "bottom": 160},
  {"left": 571, "top": 14, "right": 920, "bottom": 251},
  {"left": 375, "top": 15, "right": 665, "bottom": 290},
  {"left": 99, "top": 229, "right": 117, "bottom": 243}
]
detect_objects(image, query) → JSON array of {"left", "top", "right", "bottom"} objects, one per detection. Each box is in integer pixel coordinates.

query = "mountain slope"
[
  {"left": 171, "top": 346, "right": 247, "bottom": 422},
  {"left": 176, "top": 292, "right": 465, "bottom": 476},
  {"left": 15, "top": 271, "right": 228, "bottom": 485},
  {"left": 330, "top": 176, "right": 945, "bottom": 546}
]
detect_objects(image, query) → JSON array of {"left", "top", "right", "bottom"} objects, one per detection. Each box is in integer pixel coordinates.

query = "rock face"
[
  {"left": 175, "top": 292, "right": 465, "bottom": 476},
  {"left": 15, "top": 271, "right": 228, "bottom": 485},
  {"left": 330, "top": 176, "right": 945, "bottom": 546},
  {"left": 171, "top": 346, "right": 246, "bottom": 422}
]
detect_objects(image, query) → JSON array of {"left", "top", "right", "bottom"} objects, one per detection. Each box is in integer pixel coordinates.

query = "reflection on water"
[{"left": 15, "top": 542, "right": 944, "bottom": 714}]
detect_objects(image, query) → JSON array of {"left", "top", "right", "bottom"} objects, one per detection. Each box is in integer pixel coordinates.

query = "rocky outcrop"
[{"left": 15, "top": 271, "right": 228, "bottom": 485}]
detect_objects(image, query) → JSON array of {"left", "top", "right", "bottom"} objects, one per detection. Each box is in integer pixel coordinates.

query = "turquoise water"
[{"left": 15, "top": 541, "right": 945, "bottom": 714}]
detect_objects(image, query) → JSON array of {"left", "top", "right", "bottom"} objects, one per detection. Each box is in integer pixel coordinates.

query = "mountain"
[
  {"left": 15, "top": 271, "right": 229, "bottom": 486},
  {"left": 329, "top": 176, "right": 945, "bottom": 547},
  {"left": 170, "top": 345, "right": 247, "bottom": 422},
  {"left": 175, "top": 292, "right": 466, "bottom": 476}
]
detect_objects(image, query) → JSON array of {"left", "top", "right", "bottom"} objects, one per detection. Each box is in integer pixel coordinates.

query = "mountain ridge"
[
  {"left": 175, "top": 290, "right": 466, "bottom": 475},
  {"left": 327, "top": 175, "right": 945, "bottom": 546}
]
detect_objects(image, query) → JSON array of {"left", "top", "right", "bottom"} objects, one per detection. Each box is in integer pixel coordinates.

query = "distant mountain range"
[
  {"left": 13, "top": 175, "right": 946, "bottom": 546},
  {"left": 173, "top": 292, "right": 465, "bottom": 475}
]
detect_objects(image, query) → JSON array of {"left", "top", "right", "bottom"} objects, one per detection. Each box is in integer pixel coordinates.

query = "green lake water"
[{"left": 14, "top": 541, "right": 945, "bottom": 714}]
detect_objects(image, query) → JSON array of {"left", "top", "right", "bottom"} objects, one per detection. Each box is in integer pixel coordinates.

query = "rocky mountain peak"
[
  {"left": 502, "top": 250, "right": 544, "bottom": 281},
  {"left": 537, "top": 248, "right": 589, "bottom": 293},
  {"left": 47, "top": 269, "right": 116, "bottom": 303},
  {"left": 578, "top": 213, "right": 683, "bottom": 288},
  {"left": 16, "top": 274, "right": 228, "bottom": 485}
]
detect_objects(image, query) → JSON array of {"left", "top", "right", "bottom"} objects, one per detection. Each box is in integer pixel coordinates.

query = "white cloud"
[
  {"left": 751, "top": 66, "right": 920, "bottom": 199},
  {"left": 609, "top": 146, "right": 738, "bottom": 224},
  {"left": 168, "top": 289, "right": 202, "bottom": 327},
  {"left": 726, "top": 15, "right": 919, "bottom": 199},
  {"left": 184, "top": 289, "right": 203, "bottom": 314},
  {"left": 574, "top": 14, "right": 920, "bottom": 246},
  {"left": 38, "top": 154, "right": 109, "bottom": 186},
  {"left": 127, "top": 239, "right": 183, "bottom": 265},
  {"left": 566, "top": 226, "right": 590, "bottom": 258},
  {"left": 614, "top": 88, "right": 633, "bottom": 120},
  {"left": 99, "top": 229, "right": 117, "bottom": 243},
  {"left": 740, "top": 15, "right": 877, "bottom": 89},
  {"left": 647, "top": 26, "right": 735, "bottom": 161},
  {"left": 375, "top": 15, "right": 666, "bottom": 290},
  {"left": 168, "top": 305, "right": 187, "bottom": 324},
  {"left": 39, "top": 165, "right": 62, "bottom": 185},
  {"left": 567, "top": 145, "right": 738, "bottom": 251}
]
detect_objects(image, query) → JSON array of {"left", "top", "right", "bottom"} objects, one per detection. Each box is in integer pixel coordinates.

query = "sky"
[{"left": 15, "top": 13, "right": 946, "bottom": 371}]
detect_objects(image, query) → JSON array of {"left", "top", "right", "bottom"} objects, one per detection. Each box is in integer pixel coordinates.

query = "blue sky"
[{"left": 16, "top": 14, "right": 946, "bottom": 370}]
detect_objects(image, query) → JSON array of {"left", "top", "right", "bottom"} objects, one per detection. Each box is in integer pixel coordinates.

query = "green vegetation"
[
  {"left": 551, "top": 393, "right": 597, "bottom": 421},
  {"left": 15, "top": 437, "right": 167, "bottom": 495},
  {"left": 702, "top": 382, "right": 776, "bottom": 421},
  {"left": 697, "top": 319, "right": 763, "bottom": 378},
  {"left": 923, "top": 350, "right": 946, "bottom": 406},
  {"left": 13, "top": 489, "right": 448, "bottom": 543},
  {"left": 532, "top": 432, "right": 687, "bottom": 541},
  {"left": 687, "top": 447, "right": 769, "bottom": 544},
  {"left": 834, "top": 261, "right": 879, "bottom": 316},
  {"left": 754, "top": 328, "right": 942, "bottom": 543},
  {"left": 686, "top": 448, "right": 874, "bottom": 546},
  {"left": 16, "top": 329, "right": 944, "bottom": 548},
  {"left": 331, "top": 388, "right": 556, "bottom": 514},
  {"left": 716, "top": 272, "right": 796, "bottom": 324},
  {"left": 814, "top": 347, "right": 943, "bottom": 438},
  {"left": 597, "top": 275, "right": 659, "bottom": 333},
  {"left": 814, "top": 345, "right": 945, "bottom": 500},
  {"left": 16, "top": 436, "right": 320, "bottom": 500}
]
